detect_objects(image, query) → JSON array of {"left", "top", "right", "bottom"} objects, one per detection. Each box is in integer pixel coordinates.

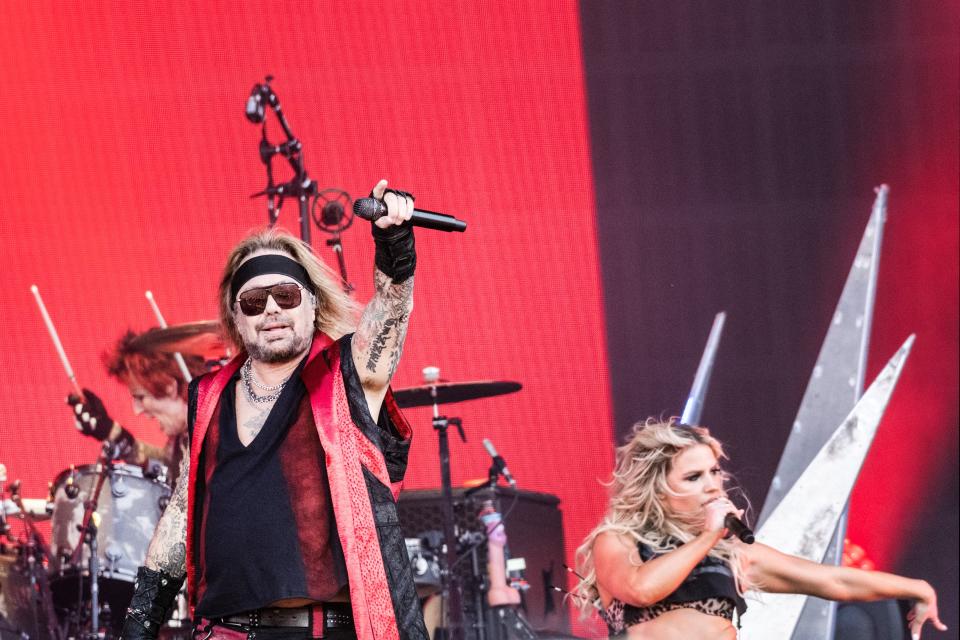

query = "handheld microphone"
[
  {"left": 353, "top": 198, "right": 467, "bottom": 232},
  {"left": 724, "top": 514, "right": 755, "bottom": 544},
  {"left": 482, "top": 439, "right": 517, "bottom": 487}
]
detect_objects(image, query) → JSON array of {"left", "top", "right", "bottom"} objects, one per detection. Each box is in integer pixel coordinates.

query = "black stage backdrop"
[{"left": 580, "top": 0, "right": 958, "bottom": 633}]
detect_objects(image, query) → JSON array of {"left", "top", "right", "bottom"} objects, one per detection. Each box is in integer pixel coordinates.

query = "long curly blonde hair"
[{"left": 573, "top": 418, "right": 751, "bottom": 615}]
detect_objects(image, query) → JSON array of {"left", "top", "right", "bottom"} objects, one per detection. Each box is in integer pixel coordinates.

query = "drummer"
[{"left": 66, "top": 329, "right": 207, "bottom": 487}]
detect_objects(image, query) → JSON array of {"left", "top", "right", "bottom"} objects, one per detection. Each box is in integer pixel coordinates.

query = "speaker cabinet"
[{"left": 398, "top": 487, "right": 569, "bottom": 640}]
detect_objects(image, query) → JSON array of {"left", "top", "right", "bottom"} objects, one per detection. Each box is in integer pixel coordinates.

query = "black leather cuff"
[
  {"left": 372, "top": 223, "right": 416, "bottom": 283},
  {"left": 112, "top": 427, "right": 136, "bottom": 456},
  {"left": 120, "top": 566, "right": 184, "bottom": 639}
]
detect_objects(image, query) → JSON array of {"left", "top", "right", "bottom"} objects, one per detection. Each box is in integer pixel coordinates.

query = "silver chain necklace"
[
  {"left": 243, "top": 358, "right": 287, "bottom": 391},
  {"left": 240, "top": 358, "right": 288, "bottom": 405}
]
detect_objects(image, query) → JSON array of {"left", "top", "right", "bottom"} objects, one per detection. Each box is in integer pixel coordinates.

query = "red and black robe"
[{"left": 185, "top": 333, "right": 428, "bottom": 640}]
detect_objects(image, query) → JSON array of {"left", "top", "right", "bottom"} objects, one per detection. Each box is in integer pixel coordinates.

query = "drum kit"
[
  {"left": 2, "top": 319, "right": 527, "bottom": 640},
  {"left": 1, "top": 456, "right": 189, "bottom": 640}
]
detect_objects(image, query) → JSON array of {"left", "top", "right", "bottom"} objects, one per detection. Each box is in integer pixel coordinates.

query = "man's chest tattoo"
[{"left": 243, "top": 409, "right": 269, "bottom": 439}]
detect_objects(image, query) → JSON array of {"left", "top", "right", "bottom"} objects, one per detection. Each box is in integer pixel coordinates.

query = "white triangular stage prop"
[
  {"left": 760, "top": 186, "right": 888, "bottom": 521},
  {"left": 759, "top": 186, "right": 889, "bottom": 638},
  {"left": 681, "top": 311, "right": 726, "bottom": 426},
  {"left": 740, "top": 335, "right": 914, "bottom": 638}
]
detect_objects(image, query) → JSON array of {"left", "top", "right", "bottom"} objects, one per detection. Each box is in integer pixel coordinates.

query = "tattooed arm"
[
  {"left": 352, "top": 179, "right": 416, "bottom": 419},
  {"left": 144, "top": 449, "right": 189, "bottom": 577},
  {"left": 353, "top": 269, "right": 414, "bottom": 418}
]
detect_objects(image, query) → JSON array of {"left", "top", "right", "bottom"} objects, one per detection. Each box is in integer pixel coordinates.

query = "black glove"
[
  {"left": 67, "top": 389, "right": 115, "bottom": 441},
  {"left": 120, "top": 566, "right": 184, "bottom": 639}
]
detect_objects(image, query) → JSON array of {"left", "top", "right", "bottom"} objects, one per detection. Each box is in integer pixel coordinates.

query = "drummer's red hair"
[{"left": 104, "top": 330, "right": 205, "bottom": 399}]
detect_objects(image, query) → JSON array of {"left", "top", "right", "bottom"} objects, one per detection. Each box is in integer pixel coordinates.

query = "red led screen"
[{"left": 0, "top": 1, "right": 612, "bottom": 629}]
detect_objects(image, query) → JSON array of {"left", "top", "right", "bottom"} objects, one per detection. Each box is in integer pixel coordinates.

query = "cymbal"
[
  {"left": 130, "top": 321, "right": 229, "bottom": 361},
  {"left": 392, "top": 380, "right": 522, "bottom": 408}
]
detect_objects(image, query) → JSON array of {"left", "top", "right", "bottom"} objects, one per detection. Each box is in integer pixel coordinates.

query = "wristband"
[
  {"left": 372, "top": 222, "right": 416, "bottom": 283},
  {"left": 120, "top": 566, "right": 184, "bottom": 639}
]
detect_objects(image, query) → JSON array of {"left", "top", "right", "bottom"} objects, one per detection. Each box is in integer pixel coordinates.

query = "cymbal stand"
[
  {"left": 69, "top": 445, "right": 113, "bottom": 567},
  {"left": 70, "top": 444, "right": 115, "bottom": 639},
  {"left": 465, "top": 529, "right": 487, "bottom": 640},
  {"left": 82, "top": 515, "right": 101, "bottom": 638},
  {"left": 427, "top": 367, "right": 467, "bottom": 640}
]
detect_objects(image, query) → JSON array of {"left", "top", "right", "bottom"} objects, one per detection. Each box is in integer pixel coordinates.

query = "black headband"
[{"left": 230, "top": 254, "right": 315, "bottom": 300}]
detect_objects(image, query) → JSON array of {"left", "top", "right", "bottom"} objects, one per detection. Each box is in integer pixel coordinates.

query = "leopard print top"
[{"left": 600, "top": 596, "right": 736, "bottom": 634}]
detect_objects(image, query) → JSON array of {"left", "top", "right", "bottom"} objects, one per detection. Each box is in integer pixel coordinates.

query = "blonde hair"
[
  {"left": 217, "top": 228, "right": 359, "bottom": 348},
  {"left": 573, "top": 418, "right": 751, "bottom": 615}
]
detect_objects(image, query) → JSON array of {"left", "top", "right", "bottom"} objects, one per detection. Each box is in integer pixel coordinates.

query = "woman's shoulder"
[{"left": 594, "top": 531, "right": 642, "bottom": 563}]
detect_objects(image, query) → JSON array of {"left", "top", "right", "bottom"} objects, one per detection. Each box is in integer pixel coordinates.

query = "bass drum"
[{"left": 48, "top": 463, "right": 171, "bottom": 628}]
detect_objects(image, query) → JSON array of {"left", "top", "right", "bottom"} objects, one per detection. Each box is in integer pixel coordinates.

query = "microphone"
[
  {"left": 482, "top": 439, "right": 517, "bottom": 487},
  {"left": 245, "top": 83, "right": 278, "bottom": 124},
  {"left": 321, "top": 200, "right": 345, "bottom": 226},
  {"left": 353, "top": 198, "right": 467, "bottom": 233},
  {"left": 724, "top": 514, "right": 755, "bottom": 544}
]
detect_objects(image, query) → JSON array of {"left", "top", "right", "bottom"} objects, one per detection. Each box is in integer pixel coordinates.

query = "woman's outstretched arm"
[{"left": 743, "top": 542, "right": 947, "bottom": 638}]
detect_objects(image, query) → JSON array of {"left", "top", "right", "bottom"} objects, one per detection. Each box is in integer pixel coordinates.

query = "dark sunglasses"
[{"left": 236, "top": 283, "right": 305, "bottom": 316}]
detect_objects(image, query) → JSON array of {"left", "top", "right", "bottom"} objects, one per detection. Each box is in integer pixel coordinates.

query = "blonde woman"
[{"left": 575, "top": 419, "right": 946, "bottom": 639}]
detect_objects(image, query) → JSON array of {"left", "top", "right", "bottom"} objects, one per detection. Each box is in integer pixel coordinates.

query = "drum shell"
[{"left": 48, "top": 463, "right": 170, "bottom": 581}]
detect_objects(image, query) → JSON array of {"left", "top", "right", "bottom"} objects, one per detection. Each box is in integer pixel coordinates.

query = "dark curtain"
[{"left": 580, "top": 0, "right": 958, "bottom": 633}]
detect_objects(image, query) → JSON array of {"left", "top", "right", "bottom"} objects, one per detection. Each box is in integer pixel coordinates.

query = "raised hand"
[
  {"left": 66, "top": 388, "right": 115, "bottom": 440},
  {"left": 370, "top": 179, "right": 414, "bottom": 229},
  {"left": 703, "top": 497, "right": 743, "bottom": 536}
]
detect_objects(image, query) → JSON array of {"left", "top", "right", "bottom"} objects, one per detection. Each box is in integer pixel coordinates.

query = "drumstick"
[
  {"left": 145, "top": 290, "right": 193, "bottom": 382},
  {"left": 31, "top": 285, "right": 83, "bottom": 397}
]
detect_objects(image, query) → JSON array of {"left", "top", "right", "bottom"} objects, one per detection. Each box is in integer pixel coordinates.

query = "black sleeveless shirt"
[
  {"left": 600, "top": 540, "right": 747, "bottom": 635},
  {"left": 193, "top": 338, "right": 364, "bottom": 618}
]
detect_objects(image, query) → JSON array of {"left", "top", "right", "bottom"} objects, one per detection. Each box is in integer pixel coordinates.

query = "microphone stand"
[
  {"left": 327, "top": 233, "right": 352, "bottom": 293},
  {"left": 314, "top": 188, "right": 356, "bottom": 294},
  {"left": 248, "top": 76, "right": 318, "bottom": 245},
  {"left": 247, "top": 78, "right": 359, "bottom": 291}
]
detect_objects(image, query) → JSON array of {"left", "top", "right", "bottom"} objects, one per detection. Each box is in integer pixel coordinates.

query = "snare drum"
[{"left": 47, "top": 463, "right": 170, "bottom": 619}]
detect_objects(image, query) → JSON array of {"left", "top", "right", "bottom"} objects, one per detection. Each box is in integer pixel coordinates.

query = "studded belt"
[{"left": 217, "top": 603, "right": 353, "bottom": 630}]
